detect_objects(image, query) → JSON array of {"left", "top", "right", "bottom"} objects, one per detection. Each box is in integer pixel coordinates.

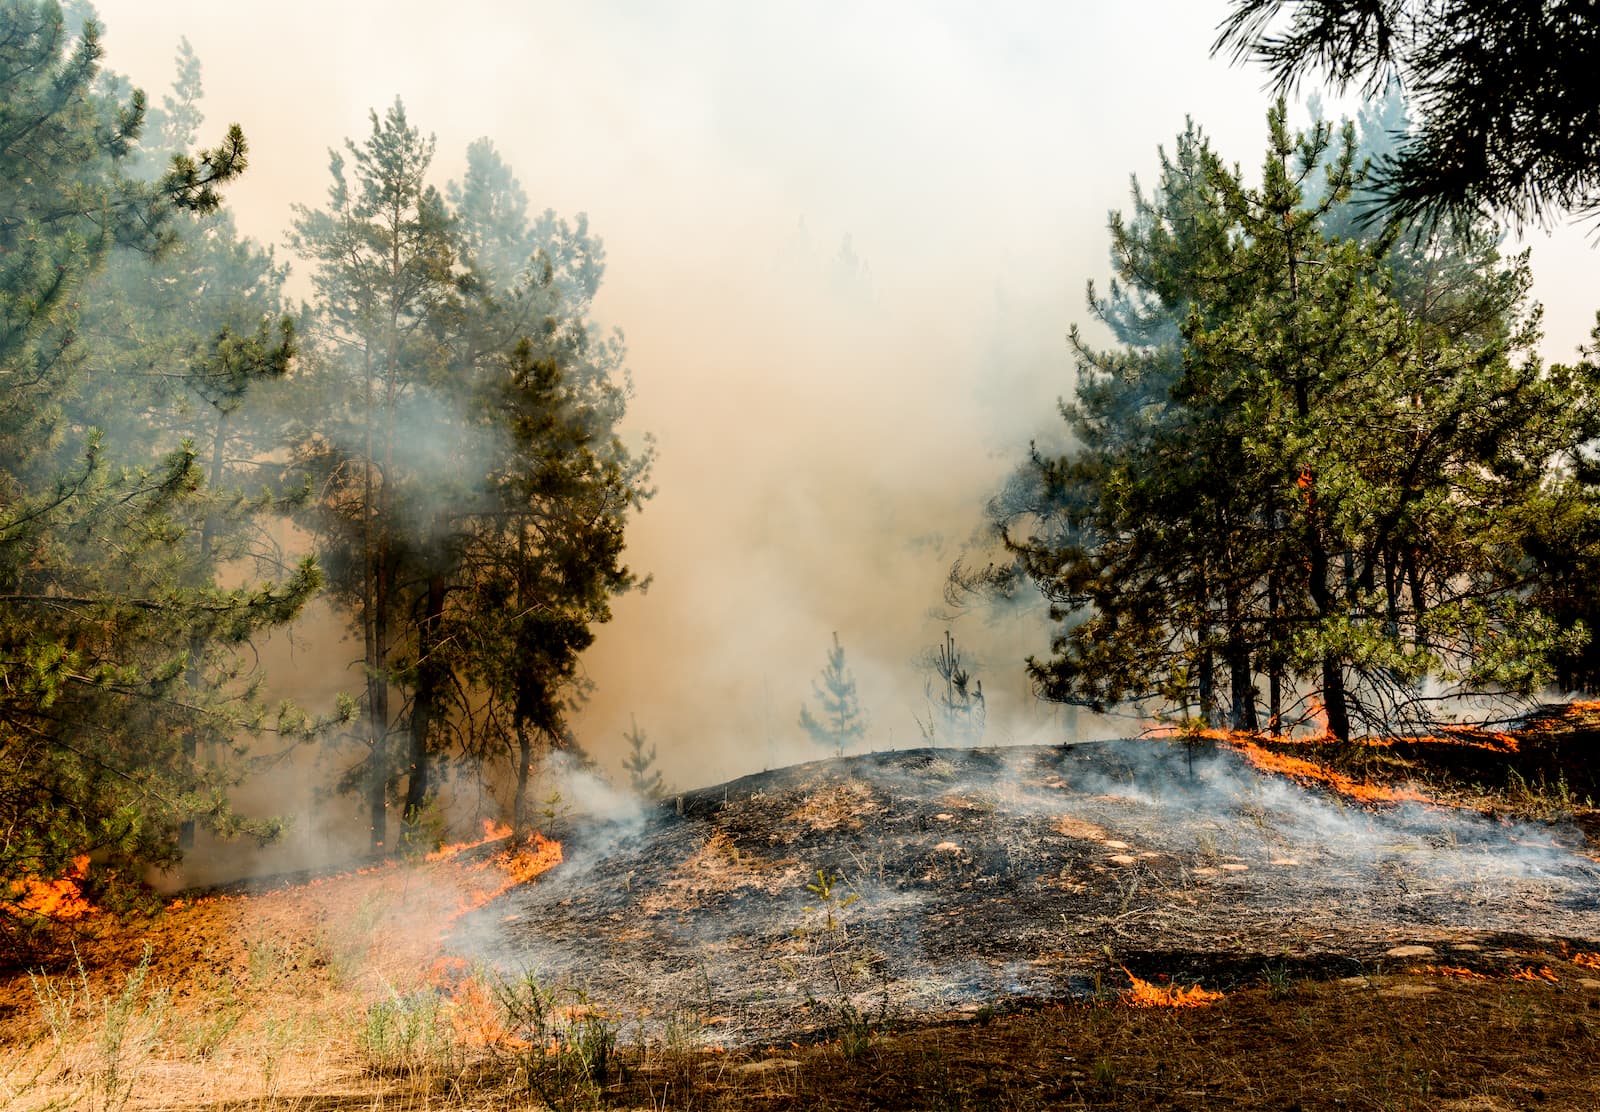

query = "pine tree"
[
  {"left": 0, "top": 4, "right": 316, "bottom": 922},
  {"left": 619, "top": 715, "right": 662, "bottom": 799},
  {"left": 442, "top": 139, "right": 649, "bottom": 832},
  {"left": 452, "top": 335, "right": 646, "bottom": 831},
  {"left": 79, "top": 42, "right": 309, "bottom": 847},
  {"left": 1216, "top": 1, "right": 1600, "bottom": 228},
  {"left": 921, "top": 630, "right": 986, "bottom": 746},
  {"left": 289, "top": 108, "right": 650, "bottom": 843},
  {"left": 288, "top": 99, "right": 462, "bottom": 850},
  {"left": 799, "top": 633, "right": 868, "bottom": 756},
  {"left": 985, "top": 100, "right": 1599, "bottom": 739}
]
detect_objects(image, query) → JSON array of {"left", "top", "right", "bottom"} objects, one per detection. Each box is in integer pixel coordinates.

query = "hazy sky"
[{"left": 90, "top": 1, "right": 1599, "bottom": 799}]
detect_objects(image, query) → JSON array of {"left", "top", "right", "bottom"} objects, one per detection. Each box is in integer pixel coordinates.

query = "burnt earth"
[{"left": 457, "top": 740, "right": 1600, "bottom": 1045}]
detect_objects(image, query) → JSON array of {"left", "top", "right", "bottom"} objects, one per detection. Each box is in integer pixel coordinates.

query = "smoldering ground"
[{"left": 448, "top": 741, "right": 1600, "bottom": 1044}]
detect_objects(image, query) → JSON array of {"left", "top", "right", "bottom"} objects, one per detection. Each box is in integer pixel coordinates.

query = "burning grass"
[
  {"left": 1117, "top": 965, "right": 1225, "bottom": 1008},
  {"left": 6, "top": 707, "right": 1600, "bottom": 1109},
  {"left": 7, "top": 855, "right": 99, "bottom": 922},
  {"left": 0, "top": 823, "right": 566, "bottom": 1110},
  {"left": 1228, "top": 736, "right": 1432, "bottom": 805}
]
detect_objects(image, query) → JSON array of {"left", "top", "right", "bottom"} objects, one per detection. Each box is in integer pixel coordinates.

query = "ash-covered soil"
[{"left": 456, "top": 740, "right": 1600, "bottom": 1045}]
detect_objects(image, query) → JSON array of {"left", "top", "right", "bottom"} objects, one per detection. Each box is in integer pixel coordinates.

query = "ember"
[
  {"left": 1119, "top": 966, "right": 1223, "bottom": 1008},
  {"left": 10, "top": 854, "right": 98, "bottom": 920}
]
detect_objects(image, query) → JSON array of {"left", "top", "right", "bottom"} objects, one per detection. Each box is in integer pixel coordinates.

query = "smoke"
[
  {"left": 544, "top": 750, "right": 646, "bottom": 832},
  {"left": 81, "top": 1, "right": 1600, "bottom": 886}
]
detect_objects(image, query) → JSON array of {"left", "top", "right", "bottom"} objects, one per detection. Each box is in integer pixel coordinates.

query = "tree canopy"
[
  {"left": 972, "top": 100, "right": 1600, "bottom": 739},
  {"left": 288, "top": 102, "right": 651, "bottom": 846},
  {"left": 1215, "top": 1, "right": 1600, "bottom": 228},
  {"left": 0, "top": 4, "right": 319, "bottom": 926}
]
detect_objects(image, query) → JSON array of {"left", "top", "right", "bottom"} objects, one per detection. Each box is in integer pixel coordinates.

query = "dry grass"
[
  {"left": 5, "top": 958, "right": 1600, "bottom": 1110},
  {"left": 639, "top": 832, "right": 805, "bottom": 915}
]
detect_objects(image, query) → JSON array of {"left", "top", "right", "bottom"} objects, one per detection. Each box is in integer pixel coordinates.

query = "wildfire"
[
  {"left": 161, "top": 823, "right": 562, "bottom": 946},
  {"left": 10, "top": 854, "right": 99, "bottom": 920},
  {"left": 1573, "top": 953, "right": 1600, "bottom": 971},
  {"left": 427, "top": 818, "right": 516, "bottom": 862},
  {"left": 1228, "top": 738, "right": 1428, "bottom": 806},
  {"left": 1428, "top": 727, "right": 1520, "bottom": 753},
  {"left": 1512, "top": 966, "right": 1561, "bottom": 984},
  {"left": 1306, "top": 697, "right": 1332, "bottom": 738},
  {"left": 1418, "top": 965, "right": 1487, "bottom": 980},
  {"left": 453, "top": 832, "right": 564, "bottom": 918},
  {"left": 1119, "top": 967, "right": 1224, "bottom": 1008},
  {"left": 440, "top": 966, "right": 536, "bottom": 1050}
]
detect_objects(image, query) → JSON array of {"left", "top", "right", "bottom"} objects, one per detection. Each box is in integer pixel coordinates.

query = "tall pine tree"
[
  {"left": 0, "top": 5, "right": 317, "bottom": 926},
  {"left": 982, "top": 100, "right": 1598, "bottom": 739},
  {"left": 289, "top": 107, "right": 650, "bottom": 845}
]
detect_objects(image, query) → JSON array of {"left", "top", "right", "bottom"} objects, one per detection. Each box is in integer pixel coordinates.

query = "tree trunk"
[
  {"left": 513, "top": 716, "right": 535, "bottom": 835},
  {"left": 1321, "top": 654, "right": 1350, "bottom": 739},
  {"left": 1267, "top": 571, "right": 1282, "bottom": 733},
  {"left": 1408, "top": 555, "right": 1427, "bottom": 641},
  {"left": 1228, "top": 638, "right": 1258, "bottom": 733},
  {"left": 404, "top": 574, "right": 447, "bottom": 824},
  {"left": 1197, "top": 645, "right": 1217, "bottom": 728},
  {"left": 366, "top": 650, "right": 389, "bottom": 849},
  {"left": 180, "top": 415, "right": 232, "bottom": 851},
  {"left": 1306, "top": 541, "right": 1351, "bottom": 739},
  {"left": 1225, "top": 579, "right": 1258, "bottom": 733},
  {"left": 366, "top": 547, "right": 391, "bottom": 851}
]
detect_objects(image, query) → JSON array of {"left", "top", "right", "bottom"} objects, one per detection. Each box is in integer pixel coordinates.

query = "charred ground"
[{"left": 464, "top": 725, "right": 1600, "bottom": 1048}]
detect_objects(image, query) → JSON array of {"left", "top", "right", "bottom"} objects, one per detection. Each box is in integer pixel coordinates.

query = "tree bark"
[
  {"left": 1225, "top": 578, "right": 1258, "bottom": 732},
  {"left": 513, "top": 716, "right": 535, "bottom": 835},
  {"left": 1267, "top": 570, "right": 1282, "bottom": 732},
  {"left": 180, "top": 414, "right": 231, "bottom": 851},
  {"left": 403, "top": 574, "right": 447, "bottom": 824}
]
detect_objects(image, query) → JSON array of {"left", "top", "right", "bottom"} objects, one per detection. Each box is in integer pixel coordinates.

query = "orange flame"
[
  {"left": 426, "top": 818, "right": 515, "bottom": 862},
  {"left": 11, "top": 855, "right": 99, "bottom": 920},
  {"left": 1305, "top": 698, "right": 1332, "bottom": 739},
  {"left": 1573, "top": 953, "right": 1600, "bottom": 971},
  {"left": 1228, "top": 738, "right": 1428, "bottom": 806},
  {"left": 449, "top": 972, "right": 534, "bottom": 1049},
  {"left": 1431, "top": 727, "right": 1520, "bottom": 753},
  {"left": 1512, "top": 966, "right": 1560, "bottom": 984},
  {"left": 1119, "top": 967, "right": 1223, "bottom": 1008},
  {"left": 452, "top": 832, "right": 563, "bottom": 919},
  {"left": 1418, "top": 965, "right": 1487, "bottom": 980}
]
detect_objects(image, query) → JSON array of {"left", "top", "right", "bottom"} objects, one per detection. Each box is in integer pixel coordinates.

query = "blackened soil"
[{"left": 461, "top": 740, "right": 1600, "bottom": 1045}]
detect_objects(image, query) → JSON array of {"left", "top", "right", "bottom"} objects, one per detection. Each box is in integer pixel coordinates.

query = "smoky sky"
[{"left": 89, "top": 1, "right": 1600, "bottom": 848}]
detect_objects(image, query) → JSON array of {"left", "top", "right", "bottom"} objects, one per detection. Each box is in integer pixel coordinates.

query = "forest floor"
[{"left": 3, "top": 705, "right": 1600, "bottom": 1111}]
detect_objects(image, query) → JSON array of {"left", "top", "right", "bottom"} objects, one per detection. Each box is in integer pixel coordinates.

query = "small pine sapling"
[
  {"left": 799, "top": 633, "right": 869, "bottom": 756},
  {"left": 922, "top": 630, "right": 985, "bottom": 747},
  {"left": 620, "top": 715, "right": 663, "bottom": 799}
]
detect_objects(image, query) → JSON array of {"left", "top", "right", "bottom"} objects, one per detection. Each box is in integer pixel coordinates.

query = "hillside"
[{"left": 4, "top": 720, "right": 1600, "bottom": 1109}]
